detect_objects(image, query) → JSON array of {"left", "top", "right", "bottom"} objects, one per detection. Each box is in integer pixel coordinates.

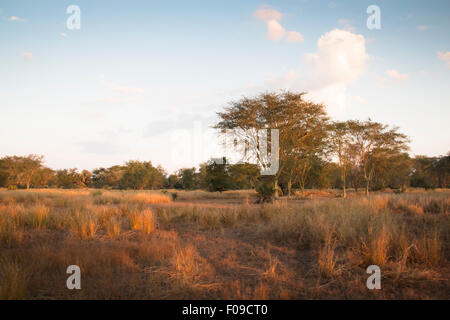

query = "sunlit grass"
[{"left": 0, "top": 188, "right": 448, "bottom": 299}]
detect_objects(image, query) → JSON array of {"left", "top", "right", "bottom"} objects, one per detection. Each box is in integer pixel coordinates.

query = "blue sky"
[{"left": 1, "top": 0, "right": 449, "bottom": 173}]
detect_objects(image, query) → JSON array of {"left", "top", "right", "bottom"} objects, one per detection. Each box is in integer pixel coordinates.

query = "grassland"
[{"left": 0, "top": 188, "right": 448, "bottom": 299}]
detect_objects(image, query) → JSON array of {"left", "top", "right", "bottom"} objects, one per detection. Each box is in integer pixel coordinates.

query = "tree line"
[
  {"left": 0, "top": 156, "right": 261, "bottom": 192},
  {"left": 0, "top": 91, "right": 448, "bottom": 195}
]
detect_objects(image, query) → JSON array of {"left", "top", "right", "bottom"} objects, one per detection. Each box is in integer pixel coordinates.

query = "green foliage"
[
  {"left": 410, "top": 153, "right": 450, "bottom": 189},
  {"left": 205, "top": 158, "right": 232, "bottom": 192},
  {"left": 118, "top": 161, "right": 165, "bottom": 190},
  {"left": 228, "top": 163, "right": 260, "bottom": 189},
  {"left": 56, "top": 169, "right": 85, "bottom": 189},
  {"left": 256, "top": 177, "right": 276, "bottom": 203},
  {"left": 215, "top": 91, "right": 329, "bottom": 196},
  {"left": 176, "top": 168, "right": 197, "bottom": 190},
  {"left": 0, "top": 155, "right": 44, "bottom": 190},
  {"left": 1, "top": 91, "right": 444, "bottom": 193},
  {"left": 92, "top": 166, "right": 123, "bottom": 189}
]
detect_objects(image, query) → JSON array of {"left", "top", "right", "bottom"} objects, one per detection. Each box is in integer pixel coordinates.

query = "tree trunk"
[
  {"left": 300, "top": 178, "right": 305, "bottom": 197},
  {"left": 365, "top": 180, "right": 370, "bottom": 196},
  {"left": 274, "top": 177, "right": 279, "bottom": 198},
  {"left": 341, "top": 168, "right": 347, "bottom": 198},
  {"left": 343, "top": 182, "right": 346, "bottom": 198},
  {"left": 287, "top": 178, "right": 292, "bottom": 198}
]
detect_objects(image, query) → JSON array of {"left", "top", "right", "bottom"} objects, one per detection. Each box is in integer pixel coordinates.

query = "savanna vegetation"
[
  {"left": 0, "top": 91, "right": 448, "bottom": 299},
  {"left": 0, "top": 189, "right": 448, "bottom": 299},
  {"left": 1, "top": 93, "right": 448, "bottom": 199}
]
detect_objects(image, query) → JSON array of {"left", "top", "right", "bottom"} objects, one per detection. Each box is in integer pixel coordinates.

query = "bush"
[
  {"left": 171, "top": 192, "right": 178, "bottom": 201},
  {"left": 256, "top": 180, "right": 275, "bottom": 203},
  {"left": 7, "top": 185, "right": 17, "bottom": 191}
]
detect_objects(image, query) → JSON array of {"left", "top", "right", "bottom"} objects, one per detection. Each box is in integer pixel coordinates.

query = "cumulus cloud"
[
  {"left": 304, "top": 29, "right": 368, "bottom": 87},
  {"left": 258, "top": 29, "right": 368, "bottom": 116},
  {"left": 437, "top": 51, "right": 450, "bottom": 68},
  {"left": 253, "top": 7, "right": 283, "bottom": 21},
  {"left": 266, "top": 20, "right": 286, "bottom": 40},
  {"left": 253, "top": 6, "right": 303, "bottom": 43},
  {"left": 386, "top": 69, "right": 409, "bottom": 81},
  {"left": 8, "top": 16, "right": 27, "bottom": 22},
  {"left": 21, "top": 52, "right": 33, "bottom": 60},
  {"left": 218, "top": 28, "right": 369, "bottom": 116},
  {"left": 302, "top": 29, "right": 368, "bottom": 115}
]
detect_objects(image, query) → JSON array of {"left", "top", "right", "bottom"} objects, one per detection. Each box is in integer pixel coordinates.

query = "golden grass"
[
  {"left": 318, "top": 230, "right": 338, "bottom": 278},
  {"left": 0, "top": 188, "right": 448, "bottom": 299},
  {"left": 127, "top": 208, "right": 156, "bottom": 235},
  {"left": 361, "top": 226, "right": 390, "bottom": 266},
  {"left": 0, "top": 258, "right": 29, "bottom": 300}
]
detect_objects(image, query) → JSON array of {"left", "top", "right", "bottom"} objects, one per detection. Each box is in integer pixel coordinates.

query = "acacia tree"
[
  {"left": 0, "top": 155, "right": 44, "bottom": 190},
  {"left": 348, "top": 119, "right": 409, "bottom": 195},
  {"left": 215, "top": 91, "right": 329, "bottom": 197},
  {"left": 32, "top": 167, "right": 56, "bottom": 188},
  {"left": 328, "top": 121, "right": 354, "bottom": 197}
]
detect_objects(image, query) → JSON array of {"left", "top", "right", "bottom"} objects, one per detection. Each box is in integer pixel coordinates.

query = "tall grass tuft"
[
  {"left": 128, "top": 208, "right": 156, "bottom": 235},
  {"left": 0, "top": 258, "right": 29, "bottom": 300},
  {"left": 318, "top": 230, "right": 337, "bottom": 278},
  {"left": 361, "top": 226, "right": 390, "bottom": 266},
  {"left": 71, "top": 210, "right": 98, "bottom": 239}
]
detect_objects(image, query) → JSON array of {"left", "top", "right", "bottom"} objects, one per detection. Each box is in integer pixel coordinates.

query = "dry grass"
[
  {"left": 127, "top": 208, "right": 156, "bottom": 235},
  {"left": 0, "top": 188, "right": 448, "bottom": 299},
  {"left": 0, "top": 258, "right": 29, "bottom": 300},
  {"left": 318, "top": 230, "right": 338, "bottom": 278}
]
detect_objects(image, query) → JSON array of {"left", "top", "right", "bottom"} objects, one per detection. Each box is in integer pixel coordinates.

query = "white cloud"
[
  {"left": 260, "top": 29, "right": 368, "bottom": 116},
  {"left": 302, "top": 29, "right": 369, "bottom": 116},
  {"left": 60, "top": 32, "right": 68, "bottom": 37},
  {"left": 8, "top": 16, "right": 27, "bottom": 22},
  {"left": 304, "top": 29, "right": 368, "bottom": 87},
  {"left": 253, "top": 7, "right": 283, "bottom": 21},
  {"left": 286, "top": 31, "right": 304, "bottom": 43},
  {"left": 416, "top": 25, "right": 431, "bottom": 31},
  {"left": 338, "top": 19, "right": 356, "bottom": 32},
  {"left": 253, "top": 6, "right": 304, "bottom": 43},
  {"left": 437, "top": 51, "right": 450, "bottom": 68},
  {"left": 21, "top": 52, "right": 33, "bottom": 60},
  {"left": 386, "top": 69, "right": 409, "bottom": 81},
  {"left": 266, "top": 20, "right": 286, "bottom": 41}
]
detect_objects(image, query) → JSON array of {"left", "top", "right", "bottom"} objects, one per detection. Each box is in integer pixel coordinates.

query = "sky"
[{"left": 1, "top": 0, "right": 449, "bottom": 173}]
